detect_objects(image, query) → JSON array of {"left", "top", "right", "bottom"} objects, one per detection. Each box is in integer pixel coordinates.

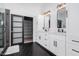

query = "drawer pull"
[
  {"left": 39, "top": 36, "right": 41, "bottom": 40},
  {"left": 72, "top": 40, "right": 79, "bottom": 43},
  {"left": 53, "top": 41, "right": 57, "bottom": 47},
  {"left": 72, "top": 49, "right": 79, "bottom": 53},
  {"left": 45, "top": 44, "right": 47, "bottom": 46}
]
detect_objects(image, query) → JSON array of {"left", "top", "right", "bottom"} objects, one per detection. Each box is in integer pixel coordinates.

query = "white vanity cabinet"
[
  {"left": 37, "top": 32, "right": 50, "bottom": 51},
  {"left": 37, "top": 32, "right": 66, "bottom": 56},
  {"left": 48, "top": 34, "right": 58, "bottom": 55},
  {"left": 37, "top": 32, "right": 45, "bottom": 46},
  {"left": 47, "top": 33, "right": 66, "bottom": 56},
  {"left": 42, "top": 33, "right": 50, "bottom": 50},
  {"left": 56, "top": 35, "right": 66, "bottom": 56}
]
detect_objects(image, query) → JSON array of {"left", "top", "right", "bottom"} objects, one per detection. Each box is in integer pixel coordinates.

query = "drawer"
[
  {"left": 38, "top": 33, "right": 45, "bottom": 45},
  {"left": 72, "top": 40, "right": 79, "bottom": 46},
  {"left": 69, "top": 43, "right": 79, "bottom": 56},
  {"left": 57, "top": 39, "right": 65, "bottom": 56}
]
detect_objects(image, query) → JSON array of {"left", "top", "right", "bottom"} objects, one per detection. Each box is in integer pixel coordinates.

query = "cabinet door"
[
  {"left": 66, "top": 36, "right": 79, "bottom": 56},
  {"left": 43, "top": 33, "right": 48, "bottom": 49},
  {"left": 37, "top": 33, "right": 41, "bottom": 44},
  {"left": 66, "top": 4, "right": 79, "bottom": 56},
  {"left": 56, "top": 35, "right": 66, "bottom": 56},
  {"left": 37, "top": 33, "right": 45, "bottom": 46},
  {"left": 48, "top": 34, "right": 57, "bottom": 55},
  {"left": 48, "top": 34, "right": 66, "bottom": 56},
  {"left": 67, "top": 43, "right": 79, "bottom": 56}
]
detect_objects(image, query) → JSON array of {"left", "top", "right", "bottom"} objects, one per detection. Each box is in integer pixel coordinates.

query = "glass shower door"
[
  {"left": 0, "top": 12, "right": 4, "bottom": 47},
  {"left": 11, "top": 15, "right": 23, "bottom": 45}
]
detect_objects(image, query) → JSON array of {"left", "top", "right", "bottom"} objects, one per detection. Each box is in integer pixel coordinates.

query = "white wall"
[
  {"left": 0, "top": 3, "right": 5, "bottom": 8},
  {"left": 3, "top": 3, "right": 42, "bottom": 17}
]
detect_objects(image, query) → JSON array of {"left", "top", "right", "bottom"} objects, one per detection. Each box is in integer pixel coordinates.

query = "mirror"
[
  {"left": 37, "top": 15, "right": 44, "bottom": 32},
  {"left": 38, "top": 11, "right": 51, "bottom": 32},
  {"left": 57, "top": 3, "right": 67, "bottom": 33},
  {"left": 44, "top": 14, "right": 50, "bottom": 32}
]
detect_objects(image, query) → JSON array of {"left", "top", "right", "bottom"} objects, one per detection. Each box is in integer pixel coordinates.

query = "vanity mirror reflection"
[
  {"left": 57, "top": 3, "right": 67, "bottom": 33},
  {"left": 38, "top": 10, "right": 51, "bottom": 32},
  {"left": 43, "top": 10, "right": 51, "bottom": 32}
]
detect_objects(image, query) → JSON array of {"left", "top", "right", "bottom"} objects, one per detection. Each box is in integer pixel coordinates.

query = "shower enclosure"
[
  {"left": 0, "top": 8, "right": 10, "bottom": 55},
  {"left": 0, "top": 10, "right": 4, "bottom": 47}
]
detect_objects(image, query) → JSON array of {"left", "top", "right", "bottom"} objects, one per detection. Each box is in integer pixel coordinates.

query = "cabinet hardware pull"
[
  {"left": 55, "top": 41, "right": 57, "bottom": 47},
  {"left": 53, "top": 41, "right": 57, "bottom": 47},
  {"left": 72, "top": 40, "right": 79, "bottom": 43},
  {"left": 39, "top": 36, "right": 41, "bottom": 40},
  {"left": 53, "top": 41, "right": 55, "bottom": 47},
  {"left": 72, "top": 49, "right": 79, "bottom": 53},
  {"left": 45, "top": 44, "right": 47, "bottom": 46}
]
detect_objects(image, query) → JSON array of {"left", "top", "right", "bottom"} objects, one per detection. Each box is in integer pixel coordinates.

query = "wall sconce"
[
  {"left": 41, "top": 10, "right": 51, "bottom": 32},
  {"left": 57, "top": 3, "right": 66, "bottom": 10},
  {"left": 41, "top": 10, "right": 51, "bottom": 16}
]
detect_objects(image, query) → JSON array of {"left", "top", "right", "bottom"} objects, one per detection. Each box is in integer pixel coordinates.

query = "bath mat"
[{"left": 4, "top": 45, "right": 19, "bottom": 55}]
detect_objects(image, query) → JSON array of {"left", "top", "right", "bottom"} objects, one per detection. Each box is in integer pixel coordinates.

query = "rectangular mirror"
[{"left": 57, "top": 3, "right": 67, "bottom": 33}]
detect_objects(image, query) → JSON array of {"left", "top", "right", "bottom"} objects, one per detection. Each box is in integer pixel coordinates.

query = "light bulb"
[{"left": 1, "top": 21, "right": 3, "bottom": 25}]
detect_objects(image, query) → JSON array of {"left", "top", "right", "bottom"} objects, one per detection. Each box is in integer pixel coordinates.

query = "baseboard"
[{"left": 35, "top": 42, "right": 56, "bottom": 56}]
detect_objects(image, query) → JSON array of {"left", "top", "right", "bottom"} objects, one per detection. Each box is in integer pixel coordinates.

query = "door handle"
[
  {"left": 55, "top": 41, "right": 57, "bottom": 47},
  {"left": 54, "top": 41, "right": 57, "bottom": 47},
  {"left": 39, "top": 36, "right": 41, "bottom": 40}
]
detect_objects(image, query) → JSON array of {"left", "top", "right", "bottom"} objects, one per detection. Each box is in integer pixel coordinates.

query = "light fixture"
[
  {"left": 57, "top": 3, "right": 66, "bottom": 10},
  {"left": 1, "top": 21, "right": 3, "bottom": 25},
  {"left": 41, "top": 10, "right": 51, "bottom": 16}
]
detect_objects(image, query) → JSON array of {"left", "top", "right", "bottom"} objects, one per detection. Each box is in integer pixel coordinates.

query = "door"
[
  {"left": 24, "top": 17, "right": 33, "bottom": 43},
  {"left": 11, "top": 14, "right": 23, "bottom": 45},
  {"left": 0, "top": 12, "right": 4, "bottom": 47},
  {"left": 5, "top": 9, "right": 10, "bottom": 47}
]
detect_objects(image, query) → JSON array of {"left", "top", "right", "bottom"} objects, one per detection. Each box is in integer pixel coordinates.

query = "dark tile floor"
[{"left": 4, "top": 42, "right": 55, "bottom": 56}]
